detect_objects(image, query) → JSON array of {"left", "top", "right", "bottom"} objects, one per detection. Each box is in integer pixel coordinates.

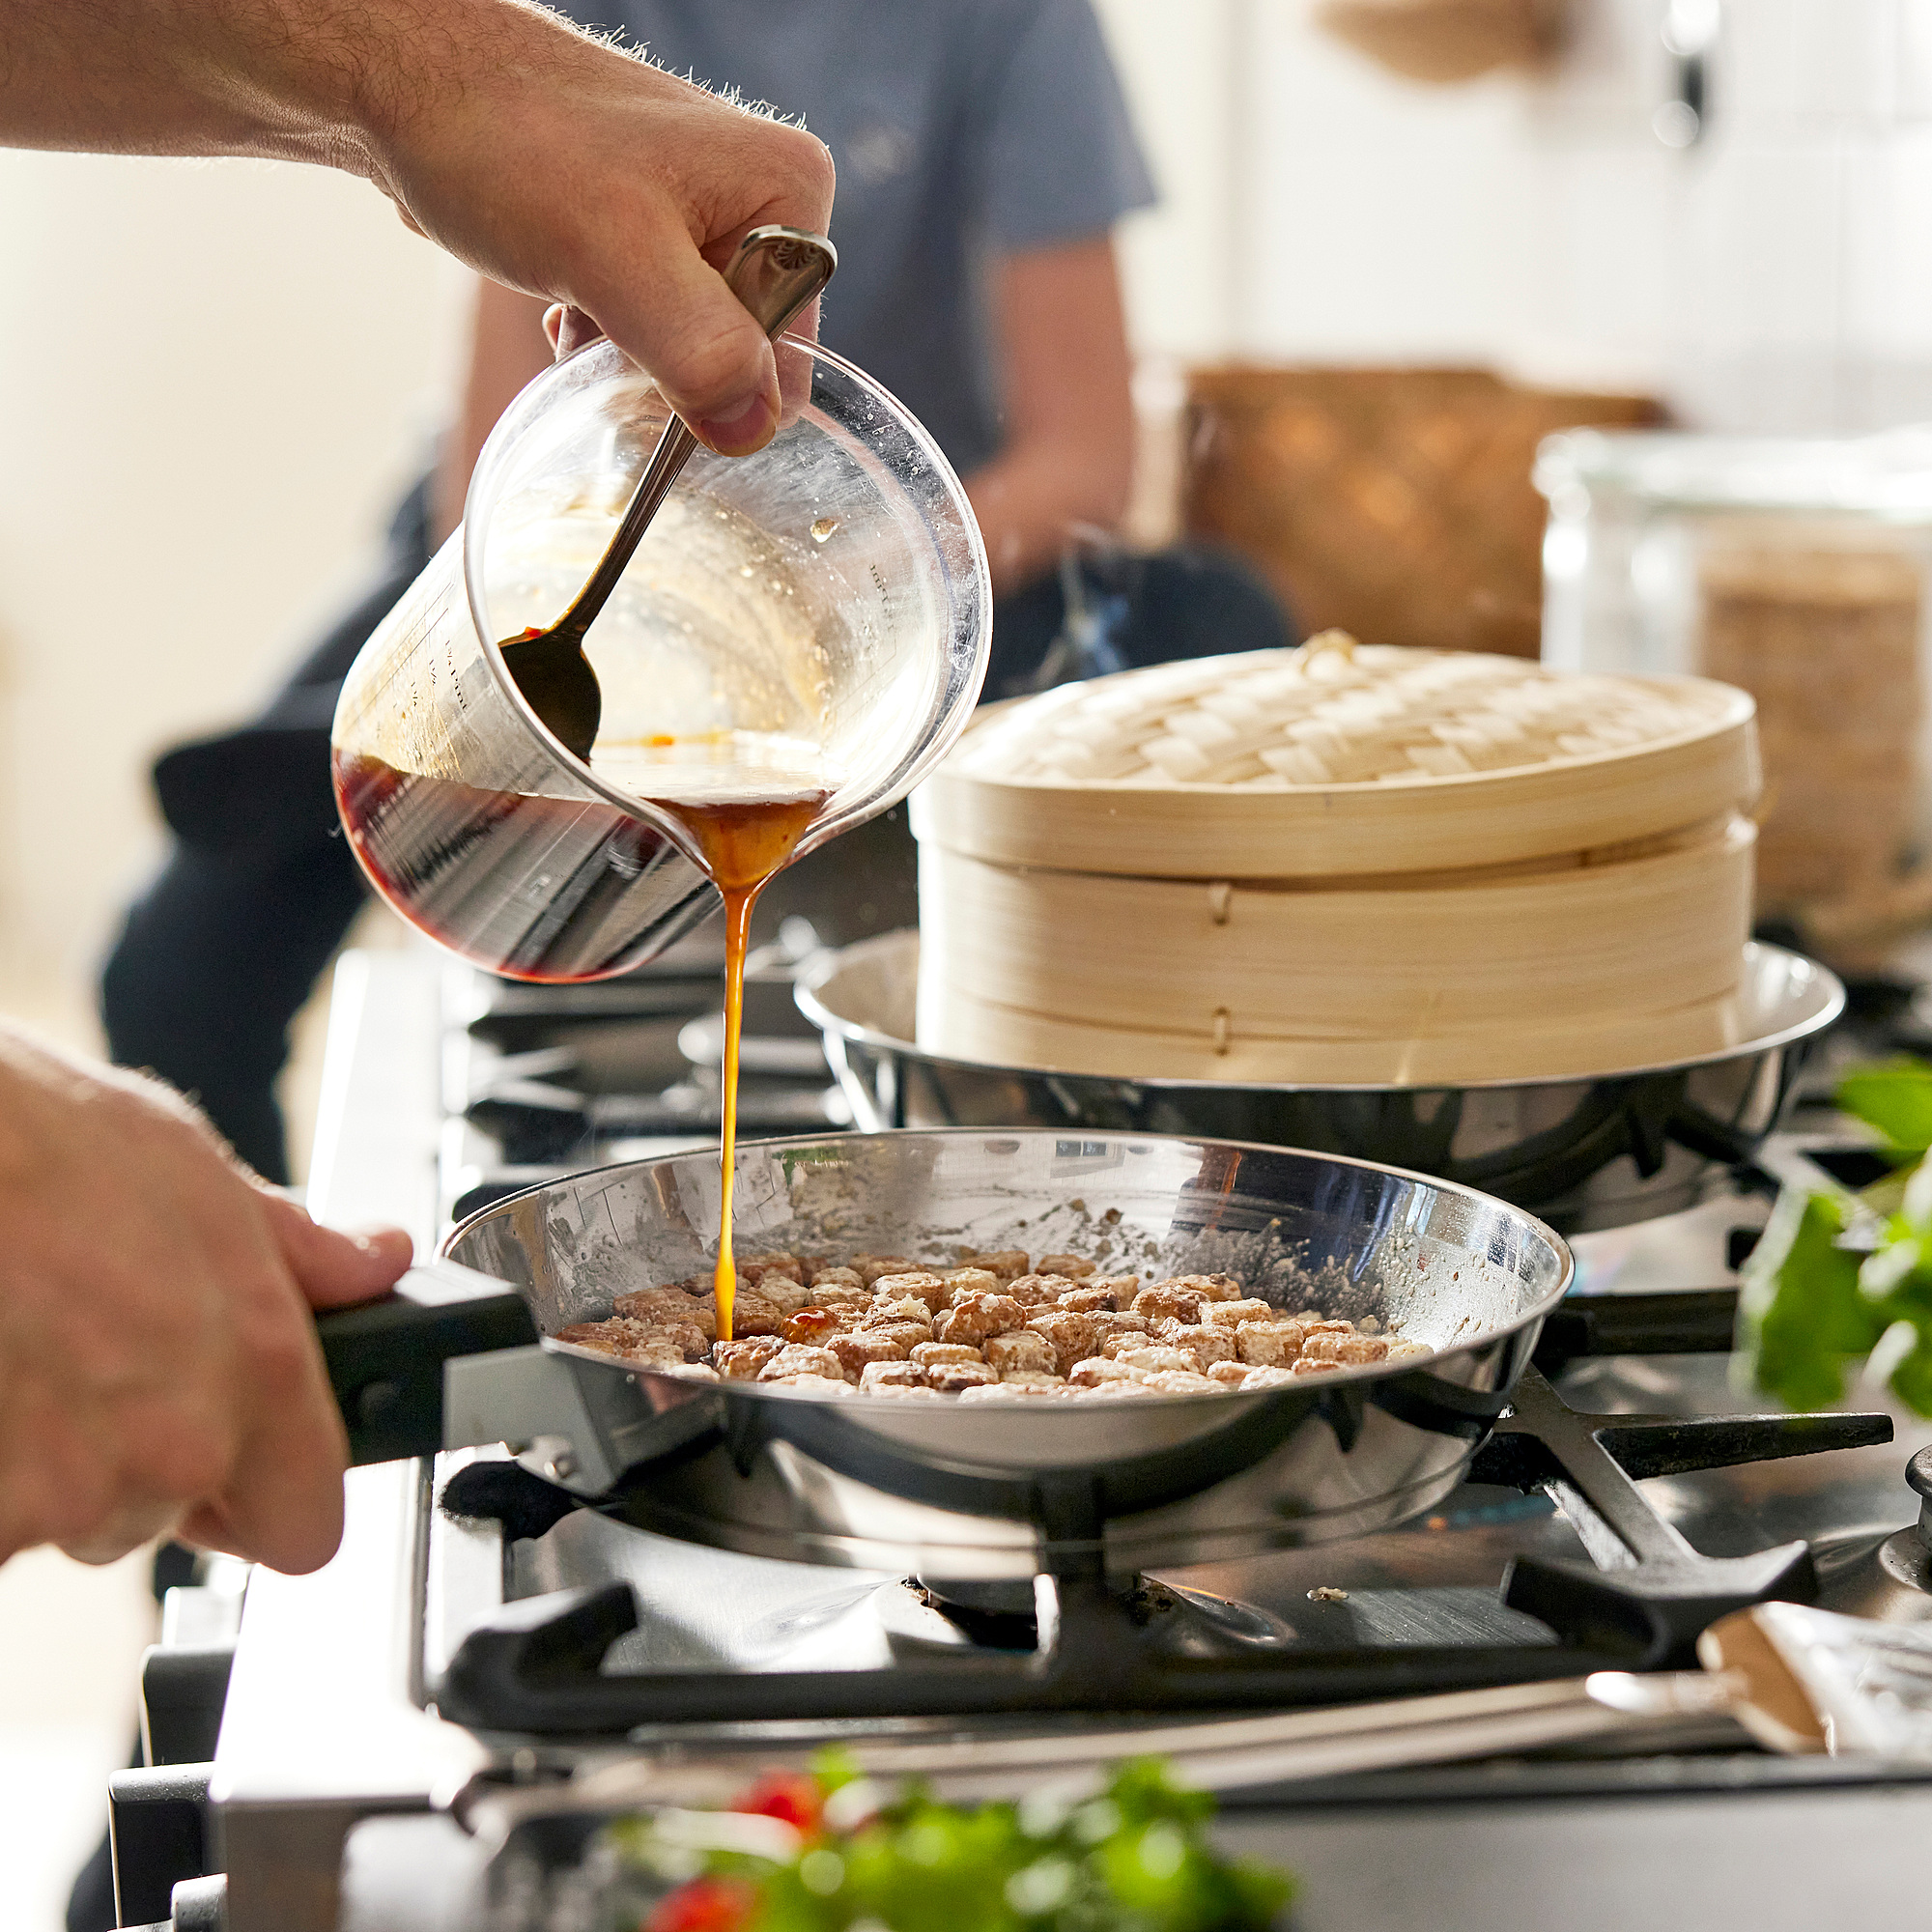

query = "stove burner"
[{"left": 427, "top": 1368, "right": 1890, "bottom": 1735}]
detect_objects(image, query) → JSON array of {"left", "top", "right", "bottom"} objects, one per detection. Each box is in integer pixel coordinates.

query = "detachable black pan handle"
[
  {"left": 316, "top": 1261, "right": 539, "bottom": 1466},
  {"left": 1531, "top": 1288, "right": 1739, "bottom": 1376}
]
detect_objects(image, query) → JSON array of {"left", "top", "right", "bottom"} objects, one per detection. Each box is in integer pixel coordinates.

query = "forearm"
[
  {"left": 0, "top": 0, "right": 479, "bottom": 168},
  {"left": 968, "top": 438, "right": 1132, "bottom": 596}
]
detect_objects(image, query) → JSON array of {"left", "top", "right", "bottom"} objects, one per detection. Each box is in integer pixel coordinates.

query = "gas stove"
[{"left": 115, "top": 944, "right": 1932, "bottom": 1932}]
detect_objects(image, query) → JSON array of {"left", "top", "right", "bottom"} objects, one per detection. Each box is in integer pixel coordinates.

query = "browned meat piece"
[
  {"left": 867, "top": 1321, "right": 934, "bottom": 1354},
  {"left": 935, "top": 1292, "right": 1026, "bottom": 1344},
  {"left": 1207, "top": 1360, "right": 1250, "bottom": 1386},
  {"left": 1236, "top": 1319, "right": 1306, "bottom": 1368},
  {"left": 1144, "top": 1369, "right": 1224, "bottom": 1394},
  {"left": 983, "top": 1330, "right": 1056, "bottom": 1375},
  {"left": 740, "top": 1254, "right": 805, "bottom": 1287},
  {"left": 1054, "top": 1285, "right": 1116, "bottom": 1315},
  {"left": 810, "top": 1281, "right": 873, "bottom": 1311},
  {"left": 1240, "top": 1365, "right": 1298, "bottom": 1390},
  {"left": 830, "top": 1330, "right": 908, "bottom": 1377},
  {"left": 757, "top": 1345, "right": 846, "bottom": 1382},
  {"left": 1201, "top": 1297, "right": 1275, "bottom": 1330},
  {"left": 1069, "top": 1357, "right": 1139, "bottom": 1387},
  {"left": 850, "top": 1253, "right": 919, "bottom": 1287},
  {"left": 861, "top": 1295, "right": 935, "bottom": 1335},
  {"left": 1024, "top": 1309, "right": 1100, "bottom": 1374},
  {"left": 1158, "top": 1323, "right": 1236, "bottom": 1370},
  {"left": 955, "top": 1247, "right": 1028, "bottom": 1282},
  {"left": 781, "top": 1307, "right": 845, "bottom": 1346},
  {"left": 925, "top": 1358, "right": 1000, "bottom": 1393},
  {"left": 1299, "top": 1330, "right": 1389, "bottom": 1366},
  {"left": 1089, "top": 1310, "right": 1151, "bottom": 1343},
  {"left": 859, "top": 1359, "right": 926, "bottom": 1391},
  {"left": 714, "top": 1336, "right": 784, "bottom": 1380},
  {"left": 805, "top": 1265, "right": 865, "bottom": 1295},
  {"left": 1114, "top": 1346, "right": 1195, "bottom": 1376},
  {"left": 871, "top": 1271, "right": 951, "bottom": 1313},
  {"left": 1303, "top": 1319, "right": 1354, "bottom": 1335},
  {"left": 1133, "top": 1284, "right": 1206, "bottom": 1326},
  {"left": 940, "top": 1266, "right": 1002, "bottom": 1299},
  {"left": 729, "top": 1294, "right": 784, "bottom": 1338},
  {"left": 911, "top": 1341, "right": 983, "bottom": 1368},
  {"left": 1004, "top": 1272, "right": 1076, "bottom": 1308},
  {"left": 1292, "top": 1356, "right": 1343, "bottom": 1377},
  {"left": 1036, "top": 1253, "right": 1096, "bottom": 1278}
]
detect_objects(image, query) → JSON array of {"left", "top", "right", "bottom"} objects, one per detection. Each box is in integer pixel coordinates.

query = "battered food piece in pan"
[
  {"left": 1005, "top": 1272, "right": 1075, "bottom": 1308},
  {"left": 927, "top": 1358, "right": 1000, "bottom": 1393},
  {"left": 872, "top": 1270, "right": 952, "bottom": 1313},
  {"left": 758, "top": 1344, "right": 846, "bottom": 1382},
  {"left": 955, "top": 1247, "right": 1029, "bottom": 1281},
  {"left": 1037, "top": 1252, "right": 1096, "bottom": 1278},
  {"left": 911, "top": 1341, "right": 982, "bottom": 1368},
  {"left": 851, "top": 1253, "right": 919, "bottom": 1286},
  {"left": 935, "top": 1292, "right": 1026, "bottom": 1344},
  {"left": 983, "top": 1330, "right": 1056, "bottom": 1375},
  {"left": 830, "top": 1330, "right": 908, "bottom": 1376},
  {"left": 1236, "top": 1319, "right": 1306, "bottom": 1367},
  {"left": 1134, "top": 1283, "right": 1207, "bottom": 1325},
  {"left": 1202, "top": 1297, "right": 1274, "bottom": 1329},
  {"left": 715, "top": 1336, "right": 785, "bottom": 1379},
  {"left": 1026, "top": 1309, "right": 1099, "bottom": 1373}
]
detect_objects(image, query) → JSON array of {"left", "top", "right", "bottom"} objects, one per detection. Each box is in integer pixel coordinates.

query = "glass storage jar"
[{"left": 1536, "top": 429, "right": 1932, "bottom": 963}]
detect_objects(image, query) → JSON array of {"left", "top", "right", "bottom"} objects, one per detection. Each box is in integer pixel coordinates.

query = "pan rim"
[
  {"left": 442, "top": 1126, "right": 1575, "bottom": 1415},
  {"left": 794, "top": 930, "right": 1845, "bottom": 1095}
]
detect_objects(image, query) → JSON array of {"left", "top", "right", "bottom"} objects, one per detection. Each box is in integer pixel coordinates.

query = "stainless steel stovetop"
[{"left": 158, "top": 947, "right": 1932, "bottom": 1932}]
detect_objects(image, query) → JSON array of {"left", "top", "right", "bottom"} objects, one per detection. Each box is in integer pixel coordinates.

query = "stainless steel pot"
[
  {"left": 415, "top": 1128, "right": 1570, "bottom": 1579},
  {"left": 795, "top": 932, "right": 1844, "bottom": 1235}
]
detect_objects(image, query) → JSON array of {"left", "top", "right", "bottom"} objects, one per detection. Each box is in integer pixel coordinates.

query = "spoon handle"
[{"left": 552, "top": 226, "right": 838, "bottom": 647}]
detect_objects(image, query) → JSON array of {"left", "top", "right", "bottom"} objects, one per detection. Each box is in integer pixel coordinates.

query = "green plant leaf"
[{"left": 1835, "top": 1060, "right": 1932, "bottom": 1158}]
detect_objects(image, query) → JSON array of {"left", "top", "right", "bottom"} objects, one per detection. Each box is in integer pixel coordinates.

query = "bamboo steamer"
[{"left": 911, "top": 638, "right": 1762, "bottom": 1085}]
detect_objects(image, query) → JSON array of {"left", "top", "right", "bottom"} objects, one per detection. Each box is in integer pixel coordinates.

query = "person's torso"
[{"left": 582, "top": 0, "right": 1042, "bottom": 475}]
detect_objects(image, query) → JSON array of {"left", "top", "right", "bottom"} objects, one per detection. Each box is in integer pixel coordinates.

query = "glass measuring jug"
[{"left": 330, "top": 335, "right": 990, "bottom": 981}]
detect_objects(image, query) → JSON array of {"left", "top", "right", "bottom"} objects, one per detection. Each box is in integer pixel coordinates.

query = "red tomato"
[
  {"left": 644, "top": 1876, "right": 757, "bottom": 1932},
  {"left": 732, "top": 1770, "right": 824, "bottom": 1833}
]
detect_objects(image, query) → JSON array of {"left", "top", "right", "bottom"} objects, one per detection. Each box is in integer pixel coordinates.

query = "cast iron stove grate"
[{"left": 428, "top": 1295, "right": 1892, "bottom": 1736}]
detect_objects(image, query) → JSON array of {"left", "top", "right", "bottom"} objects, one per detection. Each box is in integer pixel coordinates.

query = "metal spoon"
[{"left": 497, "top": 226, "right": 838, "bottom": 762}]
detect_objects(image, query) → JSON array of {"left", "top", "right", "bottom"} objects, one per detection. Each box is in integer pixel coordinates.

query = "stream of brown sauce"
[{"left": 654, "top": 794, "right": 826, "bottom": 1341}]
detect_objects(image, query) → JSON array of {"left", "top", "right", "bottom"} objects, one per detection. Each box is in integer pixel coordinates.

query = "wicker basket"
[{"left": 1182, "top": 368, "right": 1662, "bottom": 659}]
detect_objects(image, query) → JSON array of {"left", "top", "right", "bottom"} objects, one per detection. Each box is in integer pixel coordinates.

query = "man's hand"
[
  {"left": 0, "top": 1027, "right": 412, "bottom": 1573},
  {"left": 1, "top": 0, "right": 834, "bottom": 456},
  {"left": 369, "top": 24, "right": 835, "bottom": 456}
]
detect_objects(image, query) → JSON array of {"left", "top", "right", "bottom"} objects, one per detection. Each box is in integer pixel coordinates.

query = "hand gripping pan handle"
[{"left": 315, "top": 1261, "right": 538, "bottom": 1465}]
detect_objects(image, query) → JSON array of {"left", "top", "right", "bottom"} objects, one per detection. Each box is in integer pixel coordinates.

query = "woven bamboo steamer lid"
[{"left": 914, "top": 634, "right": 1759, "bottom": 880}]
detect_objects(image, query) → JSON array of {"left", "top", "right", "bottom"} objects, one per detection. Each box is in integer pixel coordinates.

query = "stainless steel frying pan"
[{"left": 322, "top": 1130, "right": 1570, "bottom": 1578}]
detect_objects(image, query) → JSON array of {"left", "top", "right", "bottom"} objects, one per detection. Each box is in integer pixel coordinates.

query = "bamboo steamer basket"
[{"left": 911, "top": 639, "right": 1761, "bottom": 1085}]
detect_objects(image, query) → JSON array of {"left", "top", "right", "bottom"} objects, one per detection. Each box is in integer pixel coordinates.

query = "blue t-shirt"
[{"left": 560, "top": 0, "right": 1157, "bottom": 477}]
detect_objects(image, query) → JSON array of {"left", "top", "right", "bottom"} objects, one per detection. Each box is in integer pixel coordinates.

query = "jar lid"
[{"left": 1534, "top": 426, "right": 1932, "bottom": 521}]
